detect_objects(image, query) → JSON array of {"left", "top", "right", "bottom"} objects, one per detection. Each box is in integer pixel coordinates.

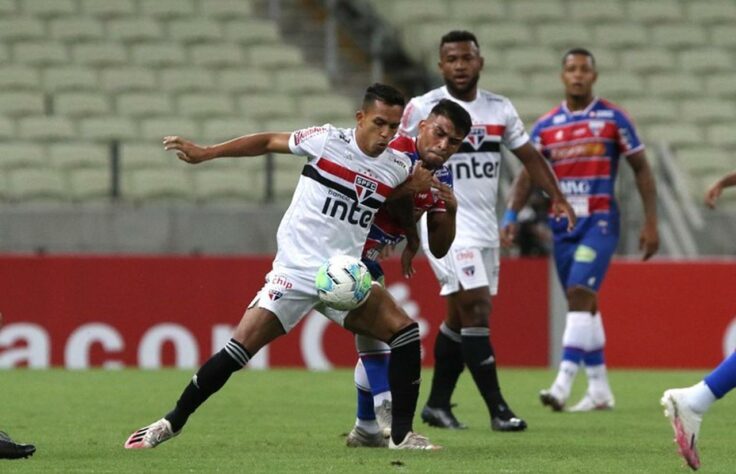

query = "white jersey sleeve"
[
  {"left": 288, "top": 124, "right": 331, "bottom": 159},
  {"left": 501, "top": 98, "right": 529, "bottom": 151},
  {"left": 398, "top": 98, "right": 428, "bottom": 138}
]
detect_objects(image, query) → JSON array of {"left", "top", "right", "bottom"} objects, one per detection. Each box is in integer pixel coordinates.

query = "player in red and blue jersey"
[
  {"left": 346, "top": 99, "right": 471, "bottom": 448},
  {"left": 503, "top": 48, "right": 659, "bottom": 412}
]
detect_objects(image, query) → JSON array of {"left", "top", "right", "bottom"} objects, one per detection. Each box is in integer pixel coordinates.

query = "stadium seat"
[
  {"left": 223, "top": 20, "right": 281, "bottom": 45},
  {"left": 712, "top": 25, "right": 736, "bottom": 48},
  {"left": 200, "top": 0, "right": 254, "bottom": 19},
  {"left": 168, "top": 19, "right": 223, "bottom": 43},
  {"left": 509, "top": 0, "right": 566, "bottom": 22},
  {"left": 193, "top": 168, "right": 264, "bottom": 204},
  {"left": 510, "top": 98, "right": 556, "bottom": 125},
  {"left": 706, "top": 74, "right": 736, "bottom": 98},
  {"left": 49, "top": 18, "right": 105, "bottom": 42},
  {"left": 7, "top": 168, "right": 68, "bottom": 203},
  {"left": 131, "top": 43, "right": 187, "bottom": 67},
  {"left": 72, "top": 43, "right": 129, "bottom": 67},
  {"left": 43, "top": 66, "right": 98, "bottom": 92},
  {"left": 620, "top": 49, "right": 675, "bottom": 73},
  {"left": 140, "top": 117, "right": 200, "bottom": 141},
  {"left": 0, "top": 116, "right": 14, "bottom": 139},
  {"left": 594, "top": 24, "right": 649, "bottom": 49},
  {"left": 0, "top": 44, "right": 7, "bottom": 63},
  {"left": 478, "top": 71, "right": 529, "bottom": 97},
  {"left": 449, "top": 0, "right": 506, "bottom": 22},
  {"left": 596, "top": 73, "right": 644, "bottom": 99},
  {"left": 651, "top": 24, "right": 706, "bottom": 49},
  {"left": 645, "top": 124, "right": 703, "bottom": 147},
  {"left": 264, "top": 118, "right": 312, "bottom": 133},
  {"left": 275, "top": 68, "right": 330, "bottom": 94},
  {"left": 120, "top": 143, "right": 179, "bottom": 171},
  {"left": 13, "top": 41, "right": 69, "bottom": 65},
  {"left": 100, "top": 68, "right": 158, "bottom": 93},
  {"left": 680, "top": 49, "right": 734, "bottom": 73},
  {"left": 401, "top": 22, "right": 468, "bottom": 62},
  {"left": 54, "top": 92, "right": 111, "bottom": 117},
  {"left": 628, "top": 0, "right": 683, "bottom": 23},
  {"left": 108, "top": 18, "right": 164, "bottom": 42},
  {"left": 535, "top": 24, "right": 592, "bottom": 49},
  {"left": 116, "top": 93, "right": 174, "bottom": 117},
  {"left": 299, "top": 95, "right": 356, "bottom": 123},
  {"left": 22, "top": 0, "right": 76, "bottom": 17},
  {"left": 67, "top": 168, "right": 112, "bottom": 202},
  {"left": 190, "top": 43, "right": 245, "bottom": 67},
  {"left": 273, "top": 161, "right": 304, "bottom": 201},
  {"left": 159, "top": 68, "right": 215, "bottom": 93},
  {"left": 0, "top": 91, "right": 45, "bottom": 116},
  {"left": 140, "top": 0, "right": 196, "bottom": 18},
  {"left": 677, "top": 147, "right": 731, "bottom": 174},
  {"left": 386, "top": 0, "right": 449, "bottom": 25},
  {"left": 49, "top": 143, "right": 110, "bottom": 170},
  {"left": 249, "top": 45, "right": 304, "bottom": 69},
  {"left": 679, "top": 100, "right": 736, "bottom": 124},
  {"left": 79, "top": 116, "right": 138, "bottom": 141},
  {"left": 647, "top": 74, "right": 701, "bottom": 98},
  {"left": 503, "top": 47, "right": 558, "bottom": 72},
  {"left": 201, "top": 119, "right": 258, "bottom": 142},
  {"left": 0, "top": 66, "right": 41, "bottom": 90},
  {"left": 0, "top": 17, "right": 45, "bottom": 41},
  {"left": 18, "top": 116, "right": 76, "bottom": 141},
  {"left": 124, "top": 168, "right": 193, "bottom": 203},
  {"left": 0, "top": 0, "right": 16, "bottom": 14},
  {"left": 587, "top": 48, "right": 618, "bottom": 72},
  {"left": 239, "top": 94, "right": 297, "bottom": 120},
  {"left": 79, "top": 0, "right": 136, "bottom": 17},
  {"left": 476, "top": 23, "right": 534, "bottom": 48},
  {"left": 624, "top": 99, "right": 677, "bottom": 124},
  {"left": 0, "top": 142, "right": 46, "bottom": 170},
  {"left": 686, "top": 0, "right": 736, "bottom": 23},
  {"left": 218, "top": 68, "right": 273, "bottom": 93},
  {"left": 177, "top": 93, "right": 235, "bottom": 118},
  {"left": 706, "top": 124, "right": 736, "bottom": 147},
  {"left": 570, "top": 1, "right": 625, "bottom": 21},
  {"left": 529, "top": 73, "right": 565, "bottom": 99}
]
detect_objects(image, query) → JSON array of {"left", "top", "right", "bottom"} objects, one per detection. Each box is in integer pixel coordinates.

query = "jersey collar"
[{"left": 562, "top": 96, "right": 599, "bottom": 116}]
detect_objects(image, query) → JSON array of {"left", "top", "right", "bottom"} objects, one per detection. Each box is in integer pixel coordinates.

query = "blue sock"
[
  {"left": 583, "top": 349, "right": 604, "bottom": 366},
  {"left": 562, "top": 346, "right": 585, "bottom": 365},
  {"left": 704, "top": 351, "right": 736, "bottom": 399},
  {"left": 356, "top": 387, "right": 375, "bottom": 420},
  {"left": 361, "top": 354, "right": 390, "bottom": 396}
]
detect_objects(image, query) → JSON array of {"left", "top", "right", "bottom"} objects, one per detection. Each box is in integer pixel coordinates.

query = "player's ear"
[
  {"left": 418, "top": 119, "right": 427, "bottom": 133},
  {"left": 355, "top": 109, "right": 365, "bottom": 126},
  {"left": 478, "top": 54, "right": 484, "bottom": 71}
]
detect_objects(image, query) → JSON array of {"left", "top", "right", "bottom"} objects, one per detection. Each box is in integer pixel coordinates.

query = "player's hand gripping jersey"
[
  {"left": 400, "top": 86, "right": 528, "bottom": 248},
  {"left": 530, "top": 98, "right": 644, "bottom": 233},
  {"left": 276, "top": 125, "right": 412, "bottom": 280},
  {"left": 362, "top": 136, "right": 453, "bottom": 262}
]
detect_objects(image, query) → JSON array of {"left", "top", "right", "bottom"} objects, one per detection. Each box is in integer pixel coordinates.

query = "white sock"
[
  {"left": 373, "top": 391, "right": 391, "bottom": 408},
  {"left": 551, "top": 360, "right": 580, "bottom": 400},
  {"left": 585, "top": 364, "right": 613, "bottom": 401},
  {"left": 355, "top": 417, "right": 380, "bottom": 434},
  {"left": 685, "top": 381, "right": 717, "bottom": 414}
]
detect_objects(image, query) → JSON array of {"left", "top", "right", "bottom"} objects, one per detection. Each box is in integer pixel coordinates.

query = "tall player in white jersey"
[
  {"left": 123, "top": 84, "right": 441, "bottom": 451},
  {"left": 400, "top": 31, "right": 575, "bottom": 432}
]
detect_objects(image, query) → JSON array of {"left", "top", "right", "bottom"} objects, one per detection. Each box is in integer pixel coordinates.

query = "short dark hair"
[
  {"left": 362, "top": 83, "right": 405, "bottom": 110},
  {"left": 562, "top": 47, "right": 596, "bottom": 68},
  {"left": 429, "top": 99, "right": 472, "bottom": 138},
  {"left": 440, "top": 30, "right": 479, "bottom": 50}
]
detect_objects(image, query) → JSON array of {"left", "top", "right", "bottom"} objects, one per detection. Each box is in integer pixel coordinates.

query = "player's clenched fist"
[{"left": 163, "top": 136, "right": 210, "bottom": 164}]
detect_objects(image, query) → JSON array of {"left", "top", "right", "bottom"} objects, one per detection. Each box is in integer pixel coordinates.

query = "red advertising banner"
[
  {"left": 599, "top": 260, "right": 736, "bottom": 368},
  {"left": 0, "top": 255, "right": 549, "bottom": 369}
]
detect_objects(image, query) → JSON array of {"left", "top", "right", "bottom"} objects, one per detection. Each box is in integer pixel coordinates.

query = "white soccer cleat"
[
  {"left": 567, "top": 392, "right": 615, "bottom": 412},
  {"left": 345, "top": 425, "right": 388, "bottom": 448},
  {"left": 124, "top": 418, "right": 179, "bottom": 449},
  {"left": 374, "top": 399, "right": 392, "bottom": 439},
  {"left": 661, "top": 389, "right": 702, "bottom": 471},
  {"left": 388, "top": 431, "right": 442, "bottom": 450}
]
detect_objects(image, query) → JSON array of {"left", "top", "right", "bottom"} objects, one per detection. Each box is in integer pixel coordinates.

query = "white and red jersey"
[
  {"left": 277, "top": 124, "right": 411, "bottom": 280},
  {"left": 400, "top": 86, "right": 529, "bottom": 247}
]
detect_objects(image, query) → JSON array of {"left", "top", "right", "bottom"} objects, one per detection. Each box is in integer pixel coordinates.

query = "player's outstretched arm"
[
  {"left": 705, "top": 170, "right": 736, "bottom": 209},
  {"left": 425, "top": 183, "right": 456, "bottom": 258},
  {"left": 163, "top": 133, "right": 291, "bottom": 164},
  {"left": 511, "top": 142, "right": 576, "bottom": 231},
  {"left": 626, "top": 151, "right": 659, "bottom": 260}
]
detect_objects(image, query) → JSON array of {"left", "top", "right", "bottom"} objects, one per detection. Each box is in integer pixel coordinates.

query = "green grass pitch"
[{"left": 1, "top": 368, "right": 732, "bottom": 473}]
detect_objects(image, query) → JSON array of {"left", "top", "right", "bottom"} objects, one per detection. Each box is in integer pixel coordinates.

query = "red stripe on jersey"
[
  {"left": 484, "top": 125, "right": 506, "bottom": 137},
  {"left": 539, "top": 121, "right": 617, "bottom": 145},
  {"left": 589, "top": 196, "right": 611, "bottom": 212},
  {"left": 389, "top": 136, "right": 417, "bottom": 154},
  {"left": 316, "top": 158, "right": 394, "bottom": 198},
  {"left": 553, "top": 159, "right": 611, "bottom": 178}
]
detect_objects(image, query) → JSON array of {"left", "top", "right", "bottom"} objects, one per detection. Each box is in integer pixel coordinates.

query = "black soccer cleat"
[
  {"left": 0, "top": 431, "right": 36, "bottom": 460},
  {"left": 421, "top": 405, "right": 468, "bottom": 429},
  {"left": 491, "top": 416, "right": 527, "bottom": 432}
]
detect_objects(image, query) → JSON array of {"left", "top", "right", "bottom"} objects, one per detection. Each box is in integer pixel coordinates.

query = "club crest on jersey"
[
  {"left": 268, "top": 289, "right": 284, "bottom": 301},
  {"left": 462, "top": 265, "right": 476, "bottom": 277},
  {"left": 588, "top": 120, "right": 605, "bottom": 136},
  {"left": 354, "top": 175, "right": 378, "bottom": 204},
  {"left": 465, "top": 126, "right": 487, "bottom": 151}
]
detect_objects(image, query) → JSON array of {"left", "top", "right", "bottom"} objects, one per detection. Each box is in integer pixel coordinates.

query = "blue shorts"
[{"left": 550, "top": 214, "right": 619, "bottom": 292}]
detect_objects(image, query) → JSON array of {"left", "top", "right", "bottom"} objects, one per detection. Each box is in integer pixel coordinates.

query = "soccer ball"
[{"left": 315, "top": 255, "right": 373, "bottom": 310}]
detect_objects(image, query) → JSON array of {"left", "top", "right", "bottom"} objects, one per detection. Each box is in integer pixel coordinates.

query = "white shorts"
[
  {"left": 247, "top": 270, "right": 349, "bottom": 333},
  {"left": 425, "top": 247, "right": 500, "bottom": 296}
]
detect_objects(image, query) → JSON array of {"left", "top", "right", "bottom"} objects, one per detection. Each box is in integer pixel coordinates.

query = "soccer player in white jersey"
[
  {"left": 123, "top": 84, "right": 441, "bottom": 451},
  {"left": 661, "top": 168, "right": 736, "bottom": 471},
  {"left": 399, "top": 31, "right": 575, "bottom": 432}
]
